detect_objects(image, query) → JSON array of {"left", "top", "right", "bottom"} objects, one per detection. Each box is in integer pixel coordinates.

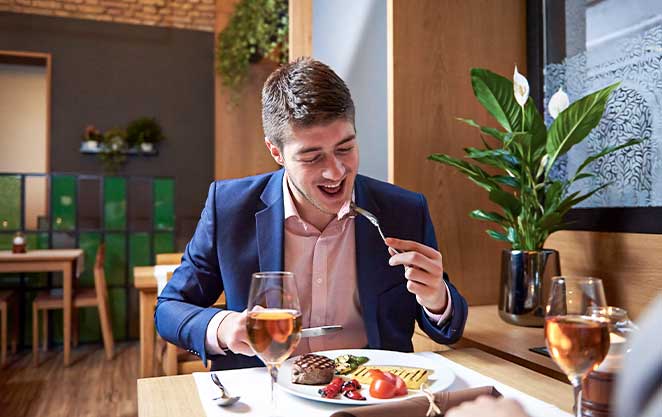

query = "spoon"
[{"left": 211, "top": 373, "right": 240, "bottom": 406}]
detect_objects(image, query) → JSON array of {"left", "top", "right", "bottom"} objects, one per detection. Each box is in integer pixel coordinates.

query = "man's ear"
[{"left": 264, "top": 138, "right": 285, "bottom": 166}]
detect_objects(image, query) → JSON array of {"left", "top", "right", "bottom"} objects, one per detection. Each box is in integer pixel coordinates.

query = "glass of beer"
[
  {"left": 245, "top": 271, "right": 302, "bottom": 413},
  {"left": 545, "top": 276, "right": 610, "bottom": 417}
]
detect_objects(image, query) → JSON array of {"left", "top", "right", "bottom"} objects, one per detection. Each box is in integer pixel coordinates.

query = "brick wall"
[{"left": 0, "top": 0, "right": 216, "bottom": 32}]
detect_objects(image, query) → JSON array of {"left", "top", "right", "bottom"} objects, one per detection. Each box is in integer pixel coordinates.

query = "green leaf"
[
  {"left": 544, "top": 181, "right": 564, "bottom": 213},
  {"left": 486, "top": 229, "right": 511, "bottom": 243},
  {"left": 546, "top": 83, "right": 620, "bottom": 172},
  {"left": 470, "top": 209, "right": 508, "bottom": 225},
  {"left": 463, "top": 147, "right": 519, "bottom": 170},
  {"left": 428, "top": 154, "right": 501, "bottom": 192},
  {"left": 489, "top": 188, "right": 521, "bottom": 217},
  {"left": 457, "top": 117, "right": 507, "bottom": 142},
  {"left": 470, "top": 69, "right": 521, "bottom": 132},
  {"left": 571, "top": 138, "right": 641, "bottom": 181},
  {"left": 470, "top": 69, "right": 545, "bottom": 140},
  {"left": 538, "top": 212, "right": 563, "bottom": 230},
  {"left": 493, "top": 175, "right": 520, "bottom": 188}
]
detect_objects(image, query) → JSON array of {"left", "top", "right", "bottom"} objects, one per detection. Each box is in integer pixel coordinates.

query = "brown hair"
[{"left": 261, "top": 57, "right": 355, "bottom": 149}]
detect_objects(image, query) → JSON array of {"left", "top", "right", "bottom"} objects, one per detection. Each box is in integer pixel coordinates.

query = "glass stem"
[
  {"left": 268, "top": 364, "right": 279, "bottom": 410},
  {"left": 572, "top": 379, "right": 582, "bottom": 417}
]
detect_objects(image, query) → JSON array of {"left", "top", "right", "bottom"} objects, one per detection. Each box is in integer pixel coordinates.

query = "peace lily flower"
[
  {"left": 548, "top": 87, "right": 570, "bottom": 119},
  {"left": 513, "top": 66, "right": 530, "bottom": 108}
]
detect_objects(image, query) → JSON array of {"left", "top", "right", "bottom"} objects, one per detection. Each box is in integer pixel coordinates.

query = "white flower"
[
  {"left": 548, "top": 87, "right": 570, "bottom": 119},
  {"left": 513, "top": 66, "right": 530, "bottom": 108}
]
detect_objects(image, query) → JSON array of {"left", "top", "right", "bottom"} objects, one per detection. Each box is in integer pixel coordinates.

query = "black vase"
[{"left": 498, "top": 249, "right": 561, "bottom": 327}]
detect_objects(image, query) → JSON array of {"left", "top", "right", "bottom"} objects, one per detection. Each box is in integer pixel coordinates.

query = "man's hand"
[
  {"left": 385, "top": 237, "right": 447, "bottom": 313},
  {"left": 216, "top": 310, "right": 255, "bottom": 356},
  {"left": 446, "top": 396, "right": 530, "bottom": 417}
]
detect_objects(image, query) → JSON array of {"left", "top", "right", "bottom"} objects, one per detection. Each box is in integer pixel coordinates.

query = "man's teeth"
[{"left": 321, "top": 183, "right": 341, "bottom": 189}]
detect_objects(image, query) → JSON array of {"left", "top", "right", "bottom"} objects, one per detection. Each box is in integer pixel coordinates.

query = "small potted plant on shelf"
[
  {"left": 428, "top": 67, "right": 641, "bottom": 326},
  {"left": 81, "top": 125, "right": 103, "bottom": 152},
  {"left": 126, "top": 117, "right": 165, "bottom": 153},
  {"left": 100, "top": 127, "right": 127, "bottom": 174}
]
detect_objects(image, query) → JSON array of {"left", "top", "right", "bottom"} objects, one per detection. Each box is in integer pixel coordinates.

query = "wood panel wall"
[
  {"left": 214, "top": 0, "right": 278, "bottom": 180},
  {"left": 388, "top": 0, "right": 527, "bottom": 305},
  {"left": 289, "top": 0, "right": 312, "bottom": 60},
  {"left": 546, "top": 231, "right": 662, "bottom": 319}
]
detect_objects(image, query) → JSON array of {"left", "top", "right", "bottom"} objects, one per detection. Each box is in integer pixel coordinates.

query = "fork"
[{"left": 350, "top": 202, "right": 401, "bottom": 254}]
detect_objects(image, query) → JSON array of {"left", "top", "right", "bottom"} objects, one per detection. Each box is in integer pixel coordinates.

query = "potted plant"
[
  {"left": 126, "top": 117, "right": 165, "bottom": 153},
  {"left": 428, "top": 67, "right": 640, "bottom": 326},
  {"left": 81, "top": 125, "right": 103, "bottom": 151},
  {"left": 216, "top": 0, "right": 288, "bottom": 98},
  {"left": 100, "top": 127, "right": 127, "bottom": 174}
]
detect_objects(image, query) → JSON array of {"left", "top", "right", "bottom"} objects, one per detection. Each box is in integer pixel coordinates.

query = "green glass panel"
[
  {"left": 26, "top": 232, "right": 49, "bottom": 250},
  {"left": 24, "top": 234, "right": 49, "bottom": 287},
  {"left": 77, "top": 307, "right": 101, "bottom": 343},
  {"left": 0, "top": 274, "right": 20, "bottom": 288},
  {"left": 109, "top": 288, "right": 127, "bottom": 340},
  {"left": 104, "top": 177, "right": 127, "bottom": 230},
  {"left": 80, "top": 232, "right": 102, "bottom": 288},
  {"left": 0, "top": 175, "right": 21, "bottom": 230},
  {"left": 0, "top": 233, "right": 11, "bottom": 250},
  {"left": 129, "top": 233, "right": 151, "bottom": 285},
  {"left": 153, "top": 232, "right": 174, "bottom": 254},
  {"left": 51, "top": 175, "right": 76, "bottom": 231},
  {"left": 23, "top": 291, "right": 37, "bottom": 346},
  {"left": 153, "top": 178, "right": 174, "bottom": 230},
  {"left": 105, "top": 233, "right": 127, "bottom": 286}
]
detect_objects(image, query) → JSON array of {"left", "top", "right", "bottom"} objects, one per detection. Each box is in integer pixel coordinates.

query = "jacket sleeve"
[
  {"left": 415, "top": 194, "right": 468, "bottom": 345},
  {"left": 154, "top": 182, "right": 224, "bottom": 365}
]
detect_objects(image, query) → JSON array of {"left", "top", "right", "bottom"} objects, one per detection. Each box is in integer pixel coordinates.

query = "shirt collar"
[{"left": 282, "top": 173, "right": 355, "bottom": 222}]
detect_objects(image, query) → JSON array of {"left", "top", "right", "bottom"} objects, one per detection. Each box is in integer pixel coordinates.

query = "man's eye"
[
  {"left": 337, "top": 146, "right": 353, "bottom": 154},
  {"left": 301, "top": 155, "right": 321, "bottom": 163}
]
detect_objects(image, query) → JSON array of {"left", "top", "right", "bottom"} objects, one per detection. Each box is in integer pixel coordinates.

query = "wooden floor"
[{"left": 0, "top": 342, "right": 139, "bottom": 417}]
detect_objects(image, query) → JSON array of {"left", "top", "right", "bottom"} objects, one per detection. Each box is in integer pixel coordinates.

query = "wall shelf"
[{"left": 79, "top": 145, "right": 158, "bottom": 156}]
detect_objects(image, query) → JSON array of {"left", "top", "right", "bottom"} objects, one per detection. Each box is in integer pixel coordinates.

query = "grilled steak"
[{"left": 291, "top": 354, "right": 335, "bottom": 385}]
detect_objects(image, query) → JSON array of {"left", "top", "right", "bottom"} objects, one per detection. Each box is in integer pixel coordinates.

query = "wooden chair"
[
  {"left": 32, "top": 244, "right": 114, "bottom": 366},
  {"left": 0, "top": 291, "right": 18, "bottom": 367},
  {"left": 159, "top": 271, "right": 225, "bottom": 375},
  {"left": 155, "top": 252, "right": 183, "bottom": 266}
]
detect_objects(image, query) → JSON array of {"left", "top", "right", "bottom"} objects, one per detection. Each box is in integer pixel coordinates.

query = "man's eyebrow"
[{"left": 295, "top": 135, "right": 356, "bottom": 155}]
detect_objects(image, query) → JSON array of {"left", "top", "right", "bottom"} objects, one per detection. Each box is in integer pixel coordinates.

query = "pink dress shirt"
[{"left": 204, "top": 174, "right": 452, "bottom": 355}]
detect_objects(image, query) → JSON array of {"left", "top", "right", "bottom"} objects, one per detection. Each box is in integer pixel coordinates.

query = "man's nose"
[{"left": 322, "top": 156, "right": 345, "bottom": 180}]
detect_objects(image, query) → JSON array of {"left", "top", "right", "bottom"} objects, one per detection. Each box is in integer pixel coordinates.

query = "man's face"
[{"left": 266, "top": 119, "right": 359, "bottom": 219}]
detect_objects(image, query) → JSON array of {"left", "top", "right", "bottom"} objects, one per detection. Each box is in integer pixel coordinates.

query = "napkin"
[{"left": 329, "top": 386, "right": 501, "bottom": 417}]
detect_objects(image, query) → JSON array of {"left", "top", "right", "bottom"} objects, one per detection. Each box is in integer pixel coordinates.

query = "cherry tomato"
[
  {"left": 369, "top": 378, "right": 396, "bottom": 399},
  {"left": 393, "top": 376, "right": 408, "bottom": 396},
  {"left": 368, "top": 369, "right": 385, "bottom": 380}
]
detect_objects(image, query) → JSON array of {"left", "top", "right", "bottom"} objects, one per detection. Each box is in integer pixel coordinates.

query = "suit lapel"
[
  {"left": 354, "top": 175, "right": 386, "bottom": 348},
  {"left": 256, "top": 169, "right": 285, "bottom": 272}
]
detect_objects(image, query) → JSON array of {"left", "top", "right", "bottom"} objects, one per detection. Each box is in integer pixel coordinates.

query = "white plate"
[{"left": 277, "top": 348, "right": 455, "bottom": 405}]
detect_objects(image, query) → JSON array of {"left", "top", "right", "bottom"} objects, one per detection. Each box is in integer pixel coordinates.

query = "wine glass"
[
  {"left": 245, "top": 271, "right": 302, "bottom": 414},
  {"left": 545, "top": 276, "right": 610, "bottom": 417}
]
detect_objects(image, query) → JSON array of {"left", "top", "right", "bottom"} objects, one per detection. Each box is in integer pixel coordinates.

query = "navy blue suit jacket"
[{"left": 155, "top": 169, "right": 467, "bottom": 370}]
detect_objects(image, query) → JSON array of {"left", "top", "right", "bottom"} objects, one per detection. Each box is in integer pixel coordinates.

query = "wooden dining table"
[
  {"left": 137, "top": 347, "right": 573, "bottom": 417},
  {"left": 0, "top": 249, "right": 84, "bottom": 366},
  {"left": 134, "top": 265, "right": 160, "bottom": 378}
]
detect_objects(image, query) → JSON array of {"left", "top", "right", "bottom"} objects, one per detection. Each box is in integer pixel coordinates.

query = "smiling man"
[{"left": 155, "top": 58, "right": 468, "bottom": 370}]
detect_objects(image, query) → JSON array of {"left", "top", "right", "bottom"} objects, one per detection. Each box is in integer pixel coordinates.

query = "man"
[{"left": 155, "top": 58, "right": 468, "bottom": 370}]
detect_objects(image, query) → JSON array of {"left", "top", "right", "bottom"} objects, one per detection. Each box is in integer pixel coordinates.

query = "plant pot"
[
  {"left": 498, "top": 249, "right": 560, "bottom": 327},
  {"left": 140, "top": 142, "right": 154, "bottom": 152}
]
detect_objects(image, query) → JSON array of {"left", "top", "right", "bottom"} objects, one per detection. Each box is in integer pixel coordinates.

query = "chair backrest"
[
  {"left": 94, "top": 243, "right": 108, "bottom": 299},
  {"left": 156, "top": 253, "right": 183, "bottom": 265}
]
